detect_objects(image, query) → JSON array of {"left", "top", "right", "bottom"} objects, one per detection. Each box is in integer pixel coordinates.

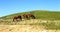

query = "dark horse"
[
  {"left": 28, "top": 13, "right": 36, "bottom": 19},
  {"left": 13, "top": 15, "right": 22, "bottom": 21},
  {"left": 23, "top": 14, "right": 29, "bottom": 20},
  {"left": 23, "top": 14, "right": 36, "bottom": 19}
]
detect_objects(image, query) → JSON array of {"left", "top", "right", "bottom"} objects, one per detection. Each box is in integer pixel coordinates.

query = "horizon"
[{"left": 0, "top": 0, "right": 59, "bottom": 17}]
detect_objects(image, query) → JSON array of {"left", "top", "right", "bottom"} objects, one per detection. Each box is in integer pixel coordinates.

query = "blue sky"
[{"left": 0, "top": 0, "right": 59, "bottom": 17}]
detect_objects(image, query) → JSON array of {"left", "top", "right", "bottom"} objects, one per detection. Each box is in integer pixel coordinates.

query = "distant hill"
[{"left": 0, "top": 10, "right": 60, "bottom": 20}]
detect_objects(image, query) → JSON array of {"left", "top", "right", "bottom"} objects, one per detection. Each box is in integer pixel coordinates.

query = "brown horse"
[
  {"left": 23, "top": 14, "right": 29, "bottom": 20},
  {"left": 13, "top": 15, "right": 22, "bottom": 21},
  {"left": 28, "top": 13, "right": 36, "bottom": 19},
  {"left": 23, "top": 14, "right": 36, "bottom": 19}
]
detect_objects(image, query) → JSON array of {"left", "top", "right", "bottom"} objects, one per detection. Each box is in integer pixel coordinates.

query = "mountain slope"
[{"left": 0, "top": 10, "right": 60, "bottom": 20}]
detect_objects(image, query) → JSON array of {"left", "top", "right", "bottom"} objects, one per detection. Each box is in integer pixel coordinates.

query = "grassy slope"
[
  {"left": 0, "top": 10, "right": 60, "bottom": 29},
  {"left": 1, "top": 10, "right": 60, "bottom": 20}
]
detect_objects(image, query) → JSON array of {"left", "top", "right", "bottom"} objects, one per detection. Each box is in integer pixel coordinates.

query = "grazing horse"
[
  {"left": 13, "top": 15, "right": 22, "bottom": 21},
  {"left": 23, "top": 14, "right": 29, "bottom": 20},
  {"left": 23, "top": 14, "right": 36, "bottom": 19},
  {"left": 28, "top": 13, "right": 36, "bottom": 19}
]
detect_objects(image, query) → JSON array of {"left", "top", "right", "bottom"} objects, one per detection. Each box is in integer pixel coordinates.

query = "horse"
[
  {"left": 23, "top": 14, "right": 29, "bottom": 20},
  {"left": 13, "top": 15, "right": 22, "bottom": 21},
  {"left": 23, "top": 13, "right": 36, "bottom": 20},
  {"left": 28, "top": 13, "right": 36, "bottom": 19}
]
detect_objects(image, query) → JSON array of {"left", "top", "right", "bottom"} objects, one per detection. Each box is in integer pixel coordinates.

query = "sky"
[{"left": 0, "top": 0, "right": 59, "bottom": 17}]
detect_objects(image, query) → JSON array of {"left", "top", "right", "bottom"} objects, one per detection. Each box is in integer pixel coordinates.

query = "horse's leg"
[
  {"left": 28, "top": 16, "right": 30, "bottom": 20},
  {"left": 19, "top": 17, "right": 22, "bottom": 21},
  {"left": 33, "top": 16, "right": 35, "bottom": 19},
  {"left": 13, "top": 18, "right": 17, "bottom": 21},
  {"left": 13, "top": 18, "right": 15, "bottom": 21},
  {"left": 26, "top": 16, "right": 28, "bottom": 20},
  {"left": 31, "top": 15, "right": 36, "bottom": 19},
  {"left": 27, "top": 16, "right": 30, "bottom": 20}
]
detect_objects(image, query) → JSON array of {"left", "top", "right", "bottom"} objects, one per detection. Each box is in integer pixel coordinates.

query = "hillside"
[
  {"left": 1, "top": 10, "right": 60, "bottom": 20},
  {"left": 0, "top": 10, "right": 60, "bottom": 30}
]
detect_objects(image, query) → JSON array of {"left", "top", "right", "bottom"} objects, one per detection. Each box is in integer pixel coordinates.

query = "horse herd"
[{"left": 13, "top": 13, "right": 36, "bottom": 21}]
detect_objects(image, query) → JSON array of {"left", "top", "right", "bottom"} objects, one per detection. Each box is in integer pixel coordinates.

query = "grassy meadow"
[
  {"left": 0, "top": 10, "right": 60, "bottom": 30},
  {"left": 1, "top": 10, "right": 60, "bottom": 20}
]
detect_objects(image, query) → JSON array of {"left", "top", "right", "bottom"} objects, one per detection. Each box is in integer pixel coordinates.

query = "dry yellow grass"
[
  {"left": 0, "top": 19, "right": 60, "bottom": 32},
  {"left": 0, "top": 25, "right": 60, "bottom": 32}
]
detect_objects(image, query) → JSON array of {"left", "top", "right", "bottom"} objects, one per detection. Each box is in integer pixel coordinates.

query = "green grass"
[
  {"left": 0, "top": 10, "right": 60, "bottom": 29},
  {"left": 46, "top": 21, "right": 60, "bottom": 30},
  {"left": 1, "top": 10, "right": 60, "bottom": 20},
  {"left": 0, "top": 19, "right": 60, "bottom": 29}
]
